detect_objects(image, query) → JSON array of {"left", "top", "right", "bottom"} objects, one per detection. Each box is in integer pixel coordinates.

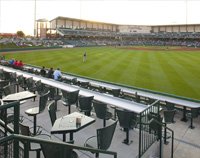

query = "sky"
[{"left": 0, "top": 0, "right": 200, "bottom": 36}]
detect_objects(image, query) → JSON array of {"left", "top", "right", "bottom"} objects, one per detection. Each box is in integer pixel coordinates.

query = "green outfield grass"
[{"left": 2, "top": 46, "right": 200, "bottom": 100}]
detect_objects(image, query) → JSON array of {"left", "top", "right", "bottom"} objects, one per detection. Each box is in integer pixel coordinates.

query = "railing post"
[
  {"left": 139, "top": 112, "right": 142, "bottom": 158},
  {"left": 14, "top": 101, "right": 20, "bottom": 158}
]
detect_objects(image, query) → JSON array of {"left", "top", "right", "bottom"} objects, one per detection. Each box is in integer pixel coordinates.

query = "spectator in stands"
[
  {"left": 18, "top": 60, "right": 23, "bottom": 67},
  {"left": 0, "top": 57, "right": 7, "bottom": 64},
  {"left": 83, "top": 53, "right": 87, "bottom": 62},
  {"left": 40, "top": 66, "right": 46, "bottom": 77},
  {"left": 10, "top": 58, "right": 15, "bottom": 64},
  {"left": 13, "top": 60, "right": 18, "bottom": 66},
  {"left": 47, "top": 67, "right": 54, "bottom": 78},
  {"left": 53, "top": 68, "right": 63, "bottom": 80}
]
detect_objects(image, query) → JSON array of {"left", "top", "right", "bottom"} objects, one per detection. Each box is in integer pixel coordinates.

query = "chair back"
[
  {"left": 17, "top": 75, "right": 26, "bottom": 87},
  {"left": 116, "top": 109, "right": 135, "bottom": 129},
  {"left": 112, "top": 89, "right": 121, "bottom": 97},
  {"left": 26, "top": 77, "right": 34, "bottom": 90},
  {"left": 48, "top": 101, "right": 57, "bottom": 126},
  {"left": 71, "top": 78, "right": 78, "bottom": 85},
  {"left": 80, "top": 82, "right": 89, "bottom": 89},
  {"left": 165, "top": 101, "right": 175, "bottom": 110},
  {"left": 93, "top": 100, "right": 107, "bottom": 119},
  {"left": 164, "top": 110, "right": 175, "bottom": 123},
  {"left": 191, "top": 108, "right": 199, "bottom": 118},
  {"left": 97, "top": 121, "right": 117, "bottom": 150},
  {"left": 49, "top": 87, "right": 56, "bottom": 100},
  {"left": 41, "top": 143, "right": 76, "bottom": 158},
  {"left": 62, "top": 90, "right": 79, "bottom": 105},
  {"left": 0, "top": 80, "right": 9, "bottom": 90},
  {"left": 3, "top": 84, "right": 16, "bottom": 96},
  {"left": 19, "top": 123, "right": 30, "bottom": 136},
  {"left": 39, "top": 91, "right": 50, "bottom": 113},
  {"left": 35, "top": 80, "right": 46, "bottom": 94},
  {"left": 10, "top": 72, "right": 17, "bottom": 83},
  {"left": 63, "top": 78, "right": 72, "bottom": 84},
  {"left": 78, "top": 96, "right": 94, "bottom": 112}
]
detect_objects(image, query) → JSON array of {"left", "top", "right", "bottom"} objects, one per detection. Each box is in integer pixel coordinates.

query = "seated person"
[
  {"left": 53, "top": 68, "right": 63, "bottom": 80},
  {"left": 40, "top": 66, "right": 46, "bottom": 77},
  {"left": 18, "top": 60, "right": 23, "bottom": 67},
  {"left": 0, "top": 57, "right": 8, "bottom": 64},
  {"left": 13, "top": 60, "right": 19, "bottom": 66},
  {"left": 10, "top": 58, "right": 15, "bottom": 64},
  {"left": 47, "top": 67, "right": 54, "bottom": 78}
]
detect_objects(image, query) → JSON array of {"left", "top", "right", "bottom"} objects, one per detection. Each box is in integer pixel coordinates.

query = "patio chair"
[
  {"left": 116, "top": 109, "right": 136, "bottom": 145},
  {"left": 47, "top": 101, "right": 57, "bottom": 126},
  {"left": 17, "top": 75, "right": 27, "bottom": 90},
  {"left": 40, "top": 142, "right": 78, "bottom": 158},
  {"left": 26, "top": 77, "right": 37, "bottom": 101},
  {"left": 19, "top": 123, "right": 50, "bottom": 158},
  {"left": 186, "top": 108, "right": 199, "bottom": 129},
  {"left": 61, "top": 89, "right": 79, "bottom": 114},
  {"left": 84, "top": 121, "right": 117, "bottom": 158},
  {"left": 25, "top": 91, "right": 50, "bottom": 135},
  {"left": 93, "top": 100, "right": 112, "bottom": 127},
  {"left": 49, "top": 87, "right": 62, "bottom": 111},
  {"left": 78, "top": 96, "right": 94, "bottom": 116},
  {"left": 79, "top": 81, "right": 90, "bottom": 89}
]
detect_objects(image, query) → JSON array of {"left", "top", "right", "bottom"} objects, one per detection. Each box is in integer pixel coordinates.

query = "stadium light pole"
[{"left": 34, "top": 0, "right": 36, "bottom": 38}]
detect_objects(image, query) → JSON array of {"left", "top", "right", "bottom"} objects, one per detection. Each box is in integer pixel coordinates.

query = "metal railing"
[
  {"left": 138, "top": 100, "right": 161, "bottom": 158},
  {"left": 138, "top": 100, "right": 174, "bottom": 158},
  {"left": 0, "top": 134, "right": 117, "bottom": 158}
]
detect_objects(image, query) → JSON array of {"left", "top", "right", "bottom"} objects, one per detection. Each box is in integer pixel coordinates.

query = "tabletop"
[
  {"left": 51, "top": 112, "right": 95, "bottom": 134},
  {"left": 2, "top": 91, "right": 36, "bottom": 102}
]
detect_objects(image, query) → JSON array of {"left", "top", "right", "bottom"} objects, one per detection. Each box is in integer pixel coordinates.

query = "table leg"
[
  {"left": 70, "top": 132, "right": 73, "bottom": 140},
  {"left": 181, "top": 106, "right": 188, "bottom": 122}
]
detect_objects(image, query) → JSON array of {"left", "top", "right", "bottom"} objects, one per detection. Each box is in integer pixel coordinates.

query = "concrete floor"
[{"left": 7, "top": 91, "right": 200, "bottom": 158}]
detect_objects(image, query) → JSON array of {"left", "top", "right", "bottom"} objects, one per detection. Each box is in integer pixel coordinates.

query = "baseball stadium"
[{"left": 0, "top": 1, "right": 200, "bottom": 158}]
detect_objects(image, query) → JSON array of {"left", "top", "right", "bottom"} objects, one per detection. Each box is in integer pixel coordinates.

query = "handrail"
[
  {"left": 0, "top": 134, "right": 117, "bottom": 158},
  {"left": 142, "top": 119, "right": 174, "bottom": 158}
]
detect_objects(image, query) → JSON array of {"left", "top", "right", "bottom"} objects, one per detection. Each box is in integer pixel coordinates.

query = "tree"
[{"left": 17, "top": 31, "right": 25, "bottom": 38}]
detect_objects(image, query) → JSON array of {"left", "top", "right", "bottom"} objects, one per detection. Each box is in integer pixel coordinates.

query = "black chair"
[
  {"left": 186, "top": 108, "right": 199, "bottom": 129},
  {"left": 3, "top": 84, "right": 16, "bottom": 96},
  {"left": 78, "top": 96, "right": 94, "bottom": 116},
  {"left": 61, "top": 90, "right": 79, "bottom": 114},
  {"left": 0, "top": 80, "right": 9, "bottom": 98},
  {"left": 19, "top": 123, "right": 50, "bottom": 158},
  {"left": 35, "top": 80, "right": 47, "bottom": 96},
  {"left": 40, "top": 142, "right": 78, "bottom": 158},
  {"left": 26, "top": 77, "right": 37, "bottom": 93},
  {"left": 148, "top": 114, "right": 163, "bottom": 140},
  {"left": 10, "top": 72, "right": 19, "bottom": 92},
  {"left": 17, "top": 75, "right": 27, "bottom": 90},
  {"left": 47, "top": 101, "right": 57, "bottom": 126},
  {"left": 71, "top": 78, "right": 78, "bottom": 85},
  {"left": 63, "top": 78, "right": 72, "bottom": 84},
  {"left": 25, "top": 91, "right": 50, "bottom": 135},
  {"left": 163, "top": 110, "right": 175, "bottom": 144},
  {"left": 84, "top": 121, "right": 117, "bottom": 158},
  {"left": 116, "top": 109, "right": 136, "bottom": 145},
  {"left": 49, "top": 87, "right": 62, "bottom": 111},
  {"left": 26, "top": 77, "right": 37, "bottom": 101},
  {"left": 93, "top": 100, "right": 112, "bottom": 127},
  {"left": 79, "top": 81, "right": 89, "bottom": 89}
]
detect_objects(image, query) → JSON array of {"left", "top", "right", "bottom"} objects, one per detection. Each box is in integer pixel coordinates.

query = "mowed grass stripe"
[
  {"left": 3, "top": 47, "right": 200, "bottom": 99},
  {"left": 155, "top": 52, "right": 199, "bottom": 98}
]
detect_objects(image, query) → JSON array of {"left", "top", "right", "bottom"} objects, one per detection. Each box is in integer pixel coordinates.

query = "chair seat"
[
  {"left": 85, "top": 136, "right": 97, "bottom": 149},
  {"left": 50, "top": 95, "right": 62, "bottom": 101},
  {"left": 105, "top": 112, "right": 112, "bottom": 120},
  {"left": 62, "top": 100, "right": 70, "bottom": 106},
  {"left": 25, "top": 107, "right": 39, "bottom": 116}
]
